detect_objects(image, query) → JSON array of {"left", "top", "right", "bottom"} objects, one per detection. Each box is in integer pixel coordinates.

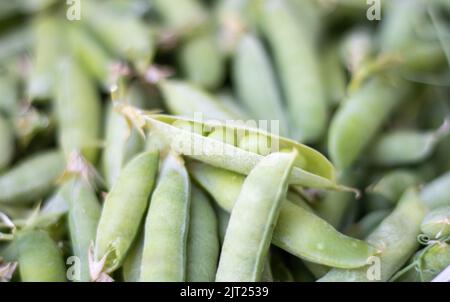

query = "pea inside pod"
[{"left": 420, "top": 206, "right": 450, "bottom": 240}]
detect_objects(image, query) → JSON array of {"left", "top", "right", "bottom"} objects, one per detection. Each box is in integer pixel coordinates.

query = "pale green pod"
[
  {"left": 186, "top": 186, "right": 219, "bottom": 282},
  {"left": 421, "top": 172, "right": 450, "bottom": 210},
  {"left": 0, "top": 150, "right": 65, "bottom": 205},
  {"left": 368, "top": 170, "right": 422, "bottom": 203},
  {"left": 328, "top": 76, "right": 411, "bottom": 169},
  {"left": 63, "top": 179, "right": 101, "bottom": 282},
  {"left": 152, "top": 0, "right": 207, "bottom": 29},
  {"left": 145, "top": 115, "right": 340, "bottom": 190},
  {"left": 259, "top": 0, "right": 327, "bottom": 142},
  {"left": 159, "top": 80, "right": 241, "bottom": 120},
  {"left": 54, "top": 59, "right": 101, "bottom": 163},
  {"left": 95, "top": 151, "right": 159, "bottom": 273},
  {"left": 216, "top": 151, "right": 297, "bottom": 281},
  {"left": 319, "top": 189, "right": 427, "bottom": 282},
  {"left": 140, "top": 154, "right": 191, "bottom": 282},
  {"left": 0, "top": 115, "right": 13, "bottom": 171},
  {"left": 0, "top": 73, "right": 19, "bottom": 117},
  {"left": 189, "top": 162, "right": 376, "bottom": 269},
  {"left": 122, "top": 231, "right": 144, "bottom": 282},
  {"left": 420, "top": 206, "right": 450, "bottom": 240},
  {"left": 232, "top": 33, "right": 288, "bottom": 136},
  {"left": 346, "top": 210, "right": 391, "bottom": 240},
  {"left": 17, "top": 230, "right": 66, "bottom": 282},
  {"left": 321, "top": 43, "right": 347, "bottom": 105}
]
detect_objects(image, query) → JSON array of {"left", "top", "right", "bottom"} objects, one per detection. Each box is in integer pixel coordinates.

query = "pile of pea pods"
[{"left": 1, "top": 0, "right": 450, "bottom": 283}]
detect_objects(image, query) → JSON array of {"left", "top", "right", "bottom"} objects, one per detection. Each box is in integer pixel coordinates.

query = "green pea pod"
[
  {"left": 367, "top": 170, "right": 422, "bottom": 204},
  {"left": 95, "top": 151, "right": 159, "bottom": 273},
  {"left": 68, "top": 23, "right": 114, "bottom": 89},
  {"left": 186, "top": 186, "right": 219, "bottom": 282},
  {"left": 159, "top": 80, "right": 241, "bottom": 120},
  {"left": 421, "top": 206, "right": 450, "bottom": 240},
  {"left": 84, "top": 1, "right": 154, "bottom": 74},
  {"left": 152, "top": 0, "right": 207, "bottom": 29},
  {"left": 102, "top": 85, "right": 146, "bottom": 188},
  {"left": 421, "top": 172, "right": 450, "bottom": 210},
  {"left": 370, "top": 122, "right": 450, "bottom": 166},
  {"left": 0, "top": 115, "right": 13, "bottom": 171},
  {"left": 259, "top": 0, "right": 327, "bottom": 142},
  {"left": 0, "top": 73, "right": 19, "bottom": 117},
  {"left": 216, "top": 151, "right": 296, "bottom": 281},
  {"left": 232, "top": 33, "right": 289, "bottom": 136},
  {"left": 321, "top": 43, "right": 347, "bottom": 106},
  {"left": 189, "top": 162, "right": 376, "bottom": 269},
  {"left": 319, "top": 188, "right": 427, "bottom": 282},
  {"left": 122, "top": 230, "right": 144, "bottom": 282},
  {"left": 346, "top": 210, "right": 391, "bottom": 240},
  {"left": 140, "top": 154, "right": 190, "bottom": 282},
  {"left": 27, "top": 14, "right": 64, "bottom": 102},
  {"left": 146, "top": 114, "right": 340, "bottom": 190},
  {"left": 328, "top": 76, "right": 411, "bottom": 169},
  {"left": 214, "top": 203, "right": 229, "bottom": 245},
  {"left": 63, "top": 179, "right": 101, "bottom": 282},
  {"left": 54, "top": 59, "right": 101, "bottom": 163},
  {"left": 17, "top": 230, "right": 66, "bottom": 282},
  {"left": 0, "top": 150, "right": 65, "bottom": 205}
]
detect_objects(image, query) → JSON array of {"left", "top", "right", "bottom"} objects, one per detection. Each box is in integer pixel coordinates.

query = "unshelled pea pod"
[
  {"left": 328, "top": 75, "right": 411, "bottom": 169},
  {"left": 259, "top": 0, "right": 327, "bottom": 142},
  {"left": 17, "top": 230, "right": 66, "bottom": 282},
  {"left": 319, "top": 189, "right": 427, "bottom": 282},
  {"left": 159, "top": 80, "right": 242, "bottom": 121},
  {"left": 420, "top": 206, "right": 450, "bottom": 240},
  {"left": 54, "top": 59, "right": 101, "bottom": 163},
  {"left": 421, "top": 172, "right": 450, "bottom": 210},
  {"left": 346, "top": 210, "right": 390, "bottom": 240},
  {"left": 95, "top": 151, "right": 159, "bottom": 273},
  {"left": 186, "top": 186, "right": 219, "bottom": 282},
  {"left": 232, "top": 33, "right": 289, "bottom": 136},
  {"left": 216, "top": 151, "right": 297, "bottom": 281},
  {"left": 0, "top": 150, "right": 65, "bottom": 205},
  {"left": 188, "top": 161, "right": 376, "bottom": 269},
  {"left": 321, "top": 43, "right": 347, "bottom": 105},
  {"left": 122, "top": 231, "right": 144, "bottom": 282},
  {"left": 63, "top": 179, "right": 101, "bottom": 282},
  {"left": 145, "top": 114, "right": 340, "bottom": 190},
  {"left": 140, "top": 154, "right": 190, "bottom": 282},
  {"left": 0, "top": 115, "right": 13, "bottom": 171}
]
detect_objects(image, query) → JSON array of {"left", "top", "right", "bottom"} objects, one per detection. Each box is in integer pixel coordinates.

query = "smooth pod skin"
[
  {"left": 0, "top": 115, "right": 13, "bottom": 171},
  {"left": 214, "top": 204, "right": 230, "bottom": 245},
  {"left": 259, "top": 0, "right": 326, "bottom": 142},
  {"left": 122, "top": 231, "right": 144, "bottom": 282},
  {"left": 421, "top": 172, "right": 450, "bottom": 210},
  {"left": 321, "top": 43, "right": 347, "bottom": 105},
  {"left": 189, "top": 161, "right": 376, "bottom": 269},
  {"left": 328, "top": 76, "right": 411, "bottom": 169},
  {"left": 216, "top": 151, "right": 297, "bottom": 281},
  {"left": 368, "top": 170, "right": 422, "bottom": 204},
  {"left": 319, "top": 189, "right": 427, "bottom": 282},
  {"left": 140, "top": 154, "right": 191, "bottom": 282},
  {"left": 186, "top": 186, "right": 219, "bottom": 282},
  {"left": 420, "top": 206, "right": 450, "bottom": 240},
  {"left": 95, "top": 151, "right": 159, "bottom": 273},
  {"left": 232, "top": 33, "right": 288, "bottom": 136},
  {"left": 64, "top": 179, "right": 101, "bottom": 282},
  {"left": 55, "top": 59, "right": 101, "bottom": 163},
  {"left": 160, "top": 80, "right": 241, "bottom": 121},
  {"left": 17, "top": 230, "right": 66, "bottom": 282},
  {"left": 346, "top": 210, "right": 391, "bottom": 240},
  {"left": 0, "top": 150, "right": 65, "bottom": 205}
]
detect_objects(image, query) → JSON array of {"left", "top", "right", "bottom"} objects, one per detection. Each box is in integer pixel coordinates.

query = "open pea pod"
[{"left": 145, "top": 114, "right": 343, "bottom": 190}]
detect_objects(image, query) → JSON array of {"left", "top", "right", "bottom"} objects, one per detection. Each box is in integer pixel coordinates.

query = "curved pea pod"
[
  {"left": 421, "top": 206, "right": 450, "bottom": 240},
  {"left": 16, "top": 230, "right": 66, "bottom": 282},
  {"left": 84, "top": 1, "right": 154, "bottom": 73},
  {"left": 421, "top": 172, "right": 450, "bottom": 210},
  {"left": 216, "top": 151, "right": 297, "bottom": 282},
  {"left": 122, "top": 230, "right": 144, "bottom": 282},
  {"left": 232, "top": 33, "right": 289, "bottom": 136},
  {"left": 0, "top": 115, "right": 13, "bottom": 171},
  {"left": 186, "top": 186, "right": 219, "bottom": 282},
  {"left": 259, "top": 0, "right": 327, "bottom": 142},
  {"left": 369, "top": 122, "right": 450, "bottom": 167},
  {"left": 319, "top": 188, "right": 427, "bottom": 282},
  {"left": 102, "top": 87, "right": 146, "bottom": 188},
  {"left": 68, "top": 23, "right": 114, "bottom": 89},
  {"left": 63, "top": 179, "right": 101, "bottom": 282},
  {"left": 54, "top": 59, "right": 101, "bottom": 163},
  {"left": 145, "top": 114, "right": 341, "bottom": 190},
  {"left": 95, "top": 151, "right": 159, "bottom": 273},
  {"left": 367, "top": 170, "right": 422, "bottom": 204},
  {"left": 140, "top": 154, "right": 190, "bottom": 282},
  {"left": 159, "top": 80, "right": 241, "bottom": 120},
  {"left": 27, "top": 14, "right": 64, "bottom": 102},
  {"left": 328, "top": 76, "right": 411, "bottom": 169},
  {"left": 0, "top": 150, "right": 65, "bottom": 205},
  {"left": 346, "top": 210, "right": 390, "bottom": 240},
  {"left": 189, "top": 162, "right": 377, "bottom": 269},
  {"left": 321, "top": 43, "right": 347, "bottom": 106}
]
